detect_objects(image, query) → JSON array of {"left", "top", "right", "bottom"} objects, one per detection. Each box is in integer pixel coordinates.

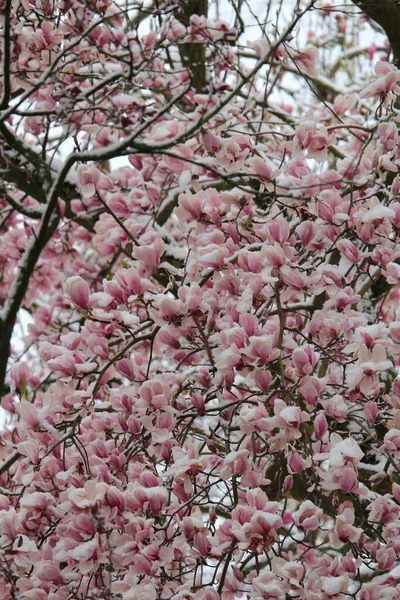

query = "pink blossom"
[
  {"left": 65, "top": 276, "right": 90, "bottom": 310},
  {"left": 376, "top": 547, "right": 396, "bottom": 570},
  {"left": 77, "top": 164, "right": 101, "bottom": 198},
  {"left": 198, "top": 245, "right": 230, "bottom": 269},
  {"left": 287, "top": 451, "right": 307, "bottom": 474},
  {"left": 252, "top": 570, "right": 289, "bottom": 598},
  {"left": 364, "top": 401, "right": 378, "bottom": 424},
  {"left": 330, "top": 504, "right": 364, "bottom": 546},
  {"left": 292, "top": 344, "right": 320, "bottom": 376},
  {"left": 383, "top": 429, "right": 400, "bottom": 454},
  {"left": 244, "top": 335, "right": 280, "bottom": 365},
  {"left": 293, "top": 500, "right": 323, "bottom": 531},
  {"left": 360, "top": 61, "right": 400, "bottom": 99},
  {"left": 266, "top": 217, "right": 290, "bottom": 245},
  {"left": 262, "top": 243, "right": 287, "bottom": 268},
  {"left": 216, "top": 135, "right": 252, "bottom": 172},
  {"left": 193, "top": 530, "right": 212, "bottom": 556},
  {"left": 320, "top": 575, "right": 350, "bottom": 597},
  {"left": 232, "top": 510, "right": 282, "bottom": 552},
  {"left": 87, "top": 333, "right": 109, "bottom": 358},
  {"left": 47, "top": 351, "right": 77, "bottom": 376},
  {"left": 323, "top": 395, "right": 348, "bottom": 421},
  {"left": 115, "top": 358, "right": 135, "bottom": 380},
  {"left": 367, "top": 43, "right": 377, "bottom": 60},
  {"left": 314, "top": 412, "right": 328, "bottom": 439},
  {"left": 134, "top": 238, "right": 165, "bottom": 272},
  {"left": 254, "top": 369, "right": 272, "bottom": 393},
  {"left": 333, "top": 93, "right": 357, "bottom": 114},
  {"left": 340, "top": 466, "right": 359, "bottom": 493},
  {"left": 178, "top": 190, "right": 207, "bottom": 220},
  {"left": 10, "top": 362, "right": 30, "bottom": 392},
  {"left": 293, "top": 121, "right": 335, "bottom": 162},
  {"left": 68, "top": 536, "right": 101, "bottom": 574},
  {"left": 3, "top": 5, "right": 400, "bottom": 598},
  {"left": 329, "top": 437, "right": 364, "bottom": 467},
  {"left": 299, "top": 376, "right": 324, "bottom": 405},
  {"left": 294, "top": 47, "right": 319, "bottom": 76},
  {"left": 215, "top": 344, "right": 241, "bottom": 374},
  {"left": 17, "top": 399, "right": 39, "bottom": 429},
  {"left": 34, "top": 562, "right": 63, "bottom": 585},
  {"left": 336, "top": 239, "right": 360, "bottom": 263},
  {"left": 274, "top": 400, "right": 308, "bottom": 429},
  {"left": 389, "top": 321, "right": 400, "bottom": 342},
  {"left": 203, "top": 130, "right": 222, "bottom": 153},
  {"left": 247, "top": 156, "right": 280, "bottom": 191}
]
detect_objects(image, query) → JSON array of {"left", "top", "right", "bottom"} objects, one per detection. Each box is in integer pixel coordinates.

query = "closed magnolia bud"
[
  {"left": 314, "top": 412, "right": 328, "bottom": 439},
  {"left": 288, "top": 451, "right": 306, "bottom": 474},
  {"left": 65, "top": 276, "right": 90, "bottom": 310},
  {"left": 364, "top": 401, "right": 378, "bottom": 424},
  {"left": 340, "top": 467, "right": 358, "bottom": 493},
  {"left": 254, "top": 369, "right": 272, "bottom": 393},
  {"left": 209, "top": 507, "right": 217, "bottom": 525},
  {"left": 283, "top": 475, "right": 293, "bottom": 493},
  {"left": 127, "top": 415, "right": 141, "bottom": 434},
  {"left": 392, "top": 482, "right": 400, "bottom": 503}
]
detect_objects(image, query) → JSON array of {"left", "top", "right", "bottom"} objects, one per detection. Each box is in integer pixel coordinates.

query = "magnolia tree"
[{"left": 2, "top": 0, "right": 400, "bottom": 598}]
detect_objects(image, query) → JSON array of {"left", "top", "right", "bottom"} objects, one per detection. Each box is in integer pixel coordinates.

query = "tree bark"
[
  {"left": 177, "top": 0, "right": 208, "bottom": 92},
  {"left": 352, "top": 0, "right": 400, "bottom": 66}
]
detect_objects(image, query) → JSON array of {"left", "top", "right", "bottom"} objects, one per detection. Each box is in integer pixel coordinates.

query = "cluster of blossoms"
[{"left": 1, "top": 0, "right": 400, "bottom": 598}]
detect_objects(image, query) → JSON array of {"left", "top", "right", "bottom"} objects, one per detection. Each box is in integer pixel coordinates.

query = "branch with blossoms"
[
  {"left": 0, "top": 0, "right": 312, "bottom": 399},
  {"left": 1, "top": 1, "right": 400, "bottom": 599}
]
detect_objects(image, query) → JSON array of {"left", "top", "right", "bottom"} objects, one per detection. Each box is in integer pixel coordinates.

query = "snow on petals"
[{"left": 360, "top": 61, "right": 400, "bottom": 99}]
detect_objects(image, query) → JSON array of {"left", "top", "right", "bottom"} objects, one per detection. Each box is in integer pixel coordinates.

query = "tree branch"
[
  {"left": 352, "top": 1, "right": 400, "bottom": 66},
  {"left": 0, "top": 0, "right": 12, "bottom": 110},
  {"left": 2, "top": 192, "right": 43, "bottom": 219},
  {"left": 177, "top": 0, "right": 209, "bottom": 92},
  {"left": 0, "top": 203, "right": 60, "bottom": 398}
]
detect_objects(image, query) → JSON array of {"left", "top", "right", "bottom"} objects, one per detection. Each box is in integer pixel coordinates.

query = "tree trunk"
[
  {"left": 177, "top": 0, "right": 208, "bottom": 92},
  {"left": 352, "top": 0, "right": 400, "bottom": 66}
]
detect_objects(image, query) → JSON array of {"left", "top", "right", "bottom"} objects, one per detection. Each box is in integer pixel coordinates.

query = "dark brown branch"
[
  {"left": 0, "top": 206, "right": 60, "bottom": 398},
  {"left": 2, "top": 192, "right": 43, "bottom": 218},
  {"left": 0, "top": 0, "right": 12, "bottom": 110},
  {"left": 0, "top": 450, "right": 21, "bottom": 476},
  {"left": 0, "top": 123, "right": 53, "bottom": 196},
  {"left": 0, "top": 141, "right": 96, "bottom": 230},
  {"left": 177, "top": 0, "right": 208, "bottom": 92},
  {"left": 352, "top": 1, "right": 400, "bottom": 66}
]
